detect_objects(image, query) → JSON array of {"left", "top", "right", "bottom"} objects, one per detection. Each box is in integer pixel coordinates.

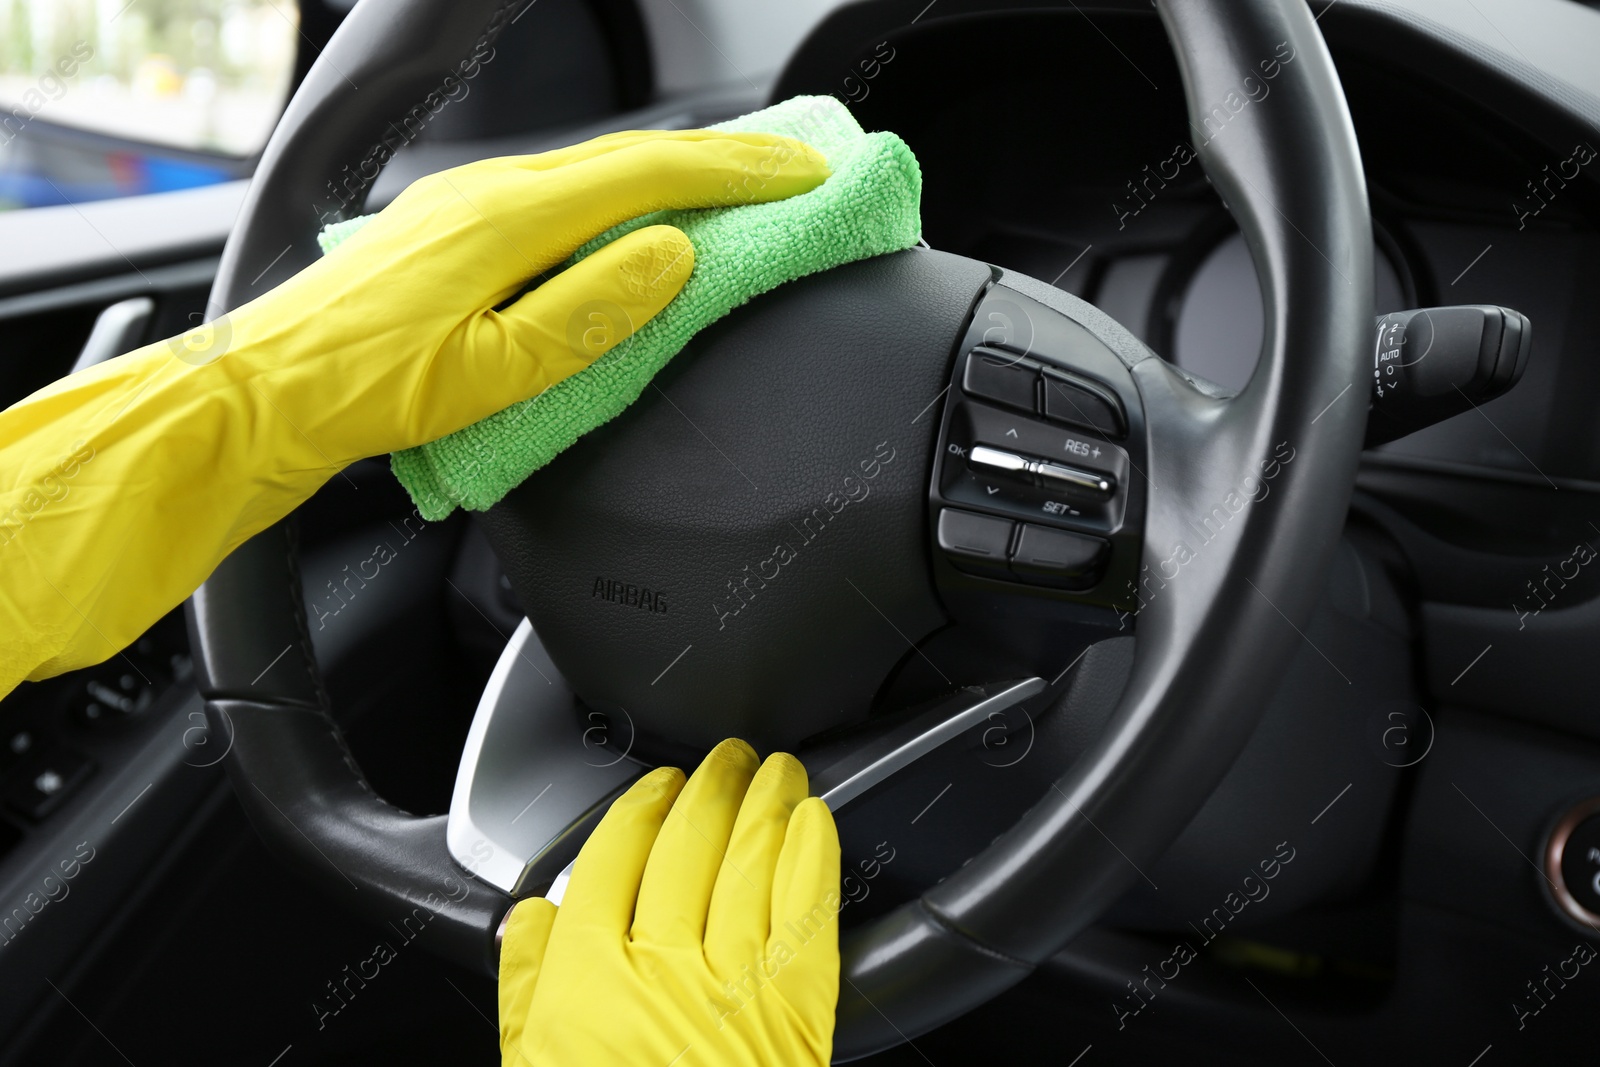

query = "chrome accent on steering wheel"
[
  {"left": 447, "top": 618, "right": 643, "bottom": 894},
  {"left": 810, "top": 677, "right": 1045, "bottom": 812}
]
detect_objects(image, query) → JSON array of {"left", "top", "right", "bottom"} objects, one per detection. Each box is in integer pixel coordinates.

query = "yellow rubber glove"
[
  {"left": 0, "top": 130, "right": 828, "bottom": 698},
  {"left": 499, "top": 739, "right": 842, "bottom": 1067}
]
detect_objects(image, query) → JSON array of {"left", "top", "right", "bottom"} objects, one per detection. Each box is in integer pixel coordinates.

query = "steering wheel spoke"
[
  {"left": 447, "top": 618, "right": 643, "bottom": 897},
  {"left": 807, "top": 677, "right": 1045, "bottom": 813}
]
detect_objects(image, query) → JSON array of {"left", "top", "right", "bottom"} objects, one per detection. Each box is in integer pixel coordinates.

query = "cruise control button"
[
  {"left": 968, "top": 444, "right": 1029, "bottom": 477},
  {"left": 1010, "top": 523, "right": 1107, "bottom": 588},
  {"left": 963, "top": 348, "right": 1038, "bottom": 413},
  {"left": 969, "top": 447, "right": 1114, "bottom": 500},
  {"left": 1032, "top": 459, "right": 1114, "bottom": 498},
  {"left": 937, "top": 508, "right": 1015, "bottom": 578},
  {"left": 1041, "top": 368, "right": 1125, "bottom": 438}
]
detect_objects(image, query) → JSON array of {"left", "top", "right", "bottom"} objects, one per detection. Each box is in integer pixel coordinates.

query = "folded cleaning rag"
[{"left": 316, "top": 94, "right": 924, "bottom": 519}]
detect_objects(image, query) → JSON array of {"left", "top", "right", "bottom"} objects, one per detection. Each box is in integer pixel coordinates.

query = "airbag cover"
[{"left": 480, "top": 249, "right": 992, "bottom": 752}]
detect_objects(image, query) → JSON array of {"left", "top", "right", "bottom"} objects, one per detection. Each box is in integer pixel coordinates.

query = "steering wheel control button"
[
  {"left": 1032, "top": 459, "right": 1113, "bottom": 498},
  {"left": 1041, "top": 368, "right": 1126, "bottom": 438},
  {"left": 967, "top": 444, "right": 1030, "bottom": 477},
  {"left": 1010, "top": 524, "right": 1108, "bottom": 588},
  {"left": 967, "top": 445, "right": 1114, "bottom": 501},
  {"left": 937, "top": 508, "right": 1016, "bottom": 578},
  {"left": 933, "top": 283, "right": 1145, "bottom": 611},
  {"left": 1546, "top": 798, "right": 1600, "bottom": 930},
  {"left": 5, "top": 749, "right": 94, "bottom": 821},
  {"left": 943, "top": 400, "right": 1131, "bottom": 534},
  {"left": 962, "top": 348, "right": 1039, "bottom": 413}
]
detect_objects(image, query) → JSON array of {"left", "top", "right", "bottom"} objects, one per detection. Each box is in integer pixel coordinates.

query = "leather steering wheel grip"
[
  {"left": 184, "top": 0, "right": 1373, "bottom": 1054},
  {"left": 187, "top": 0, "right": 520, "bottom": 977}
]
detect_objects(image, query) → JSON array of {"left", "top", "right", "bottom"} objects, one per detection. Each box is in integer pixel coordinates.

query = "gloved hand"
[
  {"left": 499, "top": 739, "right": 842, "bottom": 1067},
  {"left": 0, "top": 130, "right": 828, "bottom": 697}
]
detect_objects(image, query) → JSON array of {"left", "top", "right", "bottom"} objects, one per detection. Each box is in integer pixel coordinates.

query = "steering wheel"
[{"left": 187, "top": 0, "right": 1371, "bottom": 1059}]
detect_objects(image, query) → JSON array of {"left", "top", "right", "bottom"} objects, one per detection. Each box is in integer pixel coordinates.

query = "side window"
[{"left": 0, "top": 0, "right": 300, "bottom": 210}]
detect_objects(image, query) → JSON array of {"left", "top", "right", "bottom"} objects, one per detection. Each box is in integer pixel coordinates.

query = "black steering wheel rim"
[{"left": 186, "top": 0, "right": 1372, "bottom": 1059}]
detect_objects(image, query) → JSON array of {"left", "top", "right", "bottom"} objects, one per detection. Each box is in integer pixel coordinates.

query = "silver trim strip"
[
  {"left": 543, "top": 677, "right": 1049, "bottom": 906},
  {"left": 545, "top": 863, "right": 575, "bottom": 906},
  {"left": 447, "top": 619, "right": 642, "bottom": 893},
  {"left": 811, "top": 677, "right": 1046, "bottom": 812}
]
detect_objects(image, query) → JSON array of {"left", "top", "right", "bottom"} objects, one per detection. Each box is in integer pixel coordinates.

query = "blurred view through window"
[{"left": 0, "top": 0, "right": 298, "bottom": 210}]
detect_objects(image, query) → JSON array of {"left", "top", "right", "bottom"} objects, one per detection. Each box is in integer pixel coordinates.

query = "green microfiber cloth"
[{"left": 317, "top": 95, "right": 923, "bottom": 519}]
